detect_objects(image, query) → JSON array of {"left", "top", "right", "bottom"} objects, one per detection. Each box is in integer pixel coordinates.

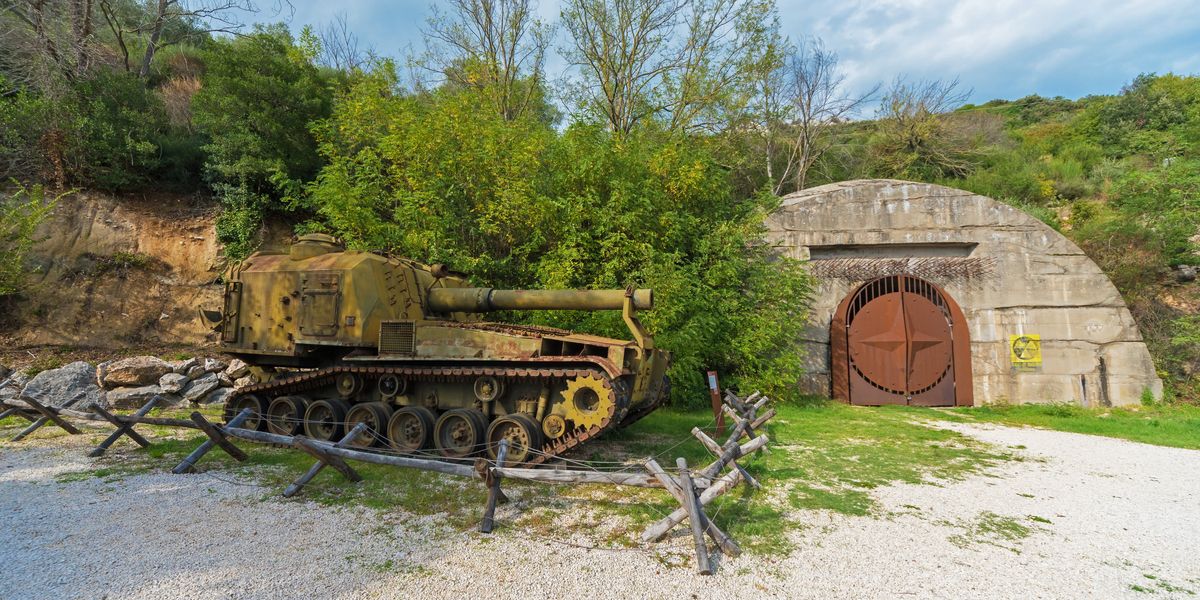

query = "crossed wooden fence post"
[
  {"left": 89, "top": 395, "right": 163, "bottom": 457},
  {"left": 285, "top": 422, "right": 368, "bottom": 497},
  {"left": 639, "top": 390, "right": 776, "bottom": 575},
  {"left": 7, "top": 395, "right": 84, "bottom": 441},
  {"left": 172, "top": 408, "right": 252, "bottom": 474}
]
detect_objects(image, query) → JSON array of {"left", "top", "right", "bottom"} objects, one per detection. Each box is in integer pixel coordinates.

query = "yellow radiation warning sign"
[{"left": 1009, "top": 334, "right": 1042, "bottom": 369}]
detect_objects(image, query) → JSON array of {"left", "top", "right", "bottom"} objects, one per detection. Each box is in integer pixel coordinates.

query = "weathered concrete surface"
[{"left": 766, "top": 179, "right": 1162, "bottom": 406}]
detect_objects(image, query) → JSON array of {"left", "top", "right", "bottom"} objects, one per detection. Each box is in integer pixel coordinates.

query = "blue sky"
[{"left": 261, "top": 0, "right": 1200, "bottom": 105}]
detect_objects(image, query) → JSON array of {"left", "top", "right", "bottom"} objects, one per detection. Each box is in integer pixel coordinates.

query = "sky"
[{"left": 255, "top": 0, "right": 1200, "bottom": 106}]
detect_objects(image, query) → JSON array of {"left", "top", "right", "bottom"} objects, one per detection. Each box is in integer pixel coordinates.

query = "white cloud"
[{"left": 273, "top": 0, "right": 1199, "bottom": 102}]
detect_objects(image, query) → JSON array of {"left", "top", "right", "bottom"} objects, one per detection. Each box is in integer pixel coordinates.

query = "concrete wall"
[{"left": 765, "top": 179, "right": 1162, "bottom": 406}]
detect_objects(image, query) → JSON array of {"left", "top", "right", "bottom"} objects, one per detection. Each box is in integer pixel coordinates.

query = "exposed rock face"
[
  {"left": 20, "top": 361, "right": 106, "bottom": 410},
  {"left": 181, "top": 373, "right": 220, "bottom": 403},
  {"left": 158, "top": 373, "right": 189, "bottom": 394},
  {"left": 101, "top": 356, "right": 173, "bottom": 388},
  {"left": 106, "top": 385, "right": 178, "bottom": 410}
]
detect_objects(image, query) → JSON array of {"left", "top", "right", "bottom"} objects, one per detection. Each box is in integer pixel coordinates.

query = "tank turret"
[{"left": 214, "top": 235, "right": 671, "bottom": 465}]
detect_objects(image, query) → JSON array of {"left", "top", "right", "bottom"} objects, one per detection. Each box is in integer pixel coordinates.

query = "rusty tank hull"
[{"left": 213, "top": 234, "right": 671, "bottom": 464}]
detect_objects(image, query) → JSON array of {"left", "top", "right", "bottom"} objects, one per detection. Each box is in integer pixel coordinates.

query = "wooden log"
[
  {"left": 89, "top": 399, "right": 157, "bottom": 457},
  {"left": 20, "top": 396, "right": 81, "bottom": 435},
  {"left": 0, "top": 407, "right": 19, "bottom": 420},
  {"left": 641, "top": 468, "right": 744, "bottom": 543},
  {"left": 191, "top": 412, "right": 249, "bottom": 461},
  {"left": 293, "top": 437, "right": 362, "bottom": 483},
  {"left": 172, "top": 408, "right": 252, "bottom": 474},
  {"left": 751, "top": 395, "right": 770, "bottom": 412},
  {"left": 490, "top": 466, "right": 671, "bottom": 488},
  {"left": 692, "top": 427, "right": 760, "bottom": 490},
  {"left": 300, "top": 440, "right": 479, "bottom": 478},
  {"left": 644, "top": 459, "right": 741, "bottom": 558},
  {"left": 751, "top": 408, "right": 777, "bottom": 430},
  {"left": 284, "top": 423, "right": 366, "bottom": 498},
  {"left": 697, "top": 434, "right": 768, "bottom": 482},
  {"left": 11, "top": 416, "right": 49, "bottom": 441},
  {"left": 220, "top": 426, "right": 293, "bottom": 445},
  {"left": 678, "top": 457, "right": 712, "bottom": 575},
  {"left": 722, "top": 391, "right": 748, "bottom": 414},
  {"left": 480, "top": 439, "right": 509, "bottom": 533}
]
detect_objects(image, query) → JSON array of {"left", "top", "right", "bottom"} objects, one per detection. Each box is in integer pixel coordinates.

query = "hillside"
[{"left": 0, "top": 2, "right": 1196, "bottom": 404}]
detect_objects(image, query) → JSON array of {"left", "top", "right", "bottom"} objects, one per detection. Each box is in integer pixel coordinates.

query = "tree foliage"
[{"left": 307, "top": 64, "right": 813, "bottom": 406}]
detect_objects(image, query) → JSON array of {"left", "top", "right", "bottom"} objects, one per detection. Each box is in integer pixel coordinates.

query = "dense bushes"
[{"left": 307, "top": 68, "right": 814, "bottom": 406}]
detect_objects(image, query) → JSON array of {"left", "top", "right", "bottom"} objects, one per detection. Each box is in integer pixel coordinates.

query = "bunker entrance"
[{"left": 831, "top": 275, "right": 972, "bottom": 406}]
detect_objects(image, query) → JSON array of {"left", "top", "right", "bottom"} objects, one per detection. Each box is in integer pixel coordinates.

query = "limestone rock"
[
  {"left": 20, "top": 361, "right": 106, "bottom": 410},
  {"left": 181, "top": 373, "right": 220, "bottom": 403},
  {"left": 159, "top": 372, "right": 189, "bottom": 394},
  {"left": 202, "top": 357, "right": 228, "bottom": 374},
  {"left": 1177, "top": 265, "right": 1197, "bottom": 283},
  {"left": 172, "top": 357, "right": 199, "bottom": 375},
  {"left": 202, "top": 387, "right": 235, "bottom": 406},
  {"left": 224, "top": 358, "right": 249, "bottom": 379},
  {"left": 217, "top": 372, "right": 233, "bottom": 388},
  {"left": 0, "top": 371, "right": 30, "bottom": 403},
  {"left": 106, "top": 385, "right": 164, "bottom": 410},
  {"left": 94, "top": 359, "right": 114, "bottom": 388},
  {"left": 234, "top": 376, "right": 255, "bottom": 388},
  {"left": 101, "top": 356, "right": 172, "bottom": 388},
  {"left": 185, "top": 364, "right": 206, "bottom": 379}
]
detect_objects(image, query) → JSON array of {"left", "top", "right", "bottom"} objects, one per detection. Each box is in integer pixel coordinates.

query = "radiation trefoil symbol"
[{"left": 1009, "top": 334, "right": 1042, "bottom": 369}]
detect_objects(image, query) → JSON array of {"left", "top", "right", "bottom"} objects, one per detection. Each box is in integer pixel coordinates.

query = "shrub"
[{"left": 0, "top": 183, "right": 58, "bottom": 296}]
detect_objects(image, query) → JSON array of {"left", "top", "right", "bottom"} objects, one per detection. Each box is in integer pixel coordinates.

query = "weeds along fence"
[{"left": 0, "top": 386, "right": 776, "bottom": 575}]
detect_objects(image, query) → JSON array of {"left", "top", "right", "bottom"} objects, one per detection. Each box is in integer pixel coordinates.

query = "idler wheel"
[
  {"left": 344, "top": 402, "right": 394, "bottom": 447},
  {"left": 266, "top": 395, "right": 308, "bottom": 436},
  {"left": 434, "top": 408, "right": 486, "bottom": 458},
  {"left": 486, "top": 414, "right": 544, "bottom": 465},
  {"left": 387, "top": 407, "right": 436, "bottom": 452},
  {"left": 304, "top": 398, "right": 350, "bottom": 441},
  {"left": 225, "top": 394, "right": 267, "bottom": 431}
]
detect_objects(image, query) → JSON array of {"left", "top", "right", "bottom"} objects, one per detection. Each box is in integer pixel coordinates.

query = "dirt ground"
[{"left": 1, "top": 418, "right": 1197, "bottom": 600}]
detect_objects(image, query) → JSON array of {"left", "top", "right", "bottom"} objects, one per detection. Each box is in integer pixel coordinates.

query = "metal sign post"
[{"left": 707, "top": 370, "right": 725, "bottom": 435}]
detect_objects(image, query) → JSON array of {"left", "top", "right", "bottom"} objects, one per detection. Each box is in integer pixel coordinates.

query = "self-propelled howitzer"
[{"left": 211, "top": 234, "right": 671, "bottom": 464}]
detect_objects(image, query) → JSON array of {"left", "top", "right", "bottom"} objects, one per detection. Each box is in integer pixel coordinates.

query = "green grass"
[
  {"left": 594, "top": 402, "right": 1014, "bottom": 554},
  {"left": 944, "top": 511, "right": 1035, "bottom": 553},
  {"left": 4, "top": 401, "right": 1020, "bottom": 558},
  {"left": 943, "top": 403, "right": 1200, "bottom": 450}
]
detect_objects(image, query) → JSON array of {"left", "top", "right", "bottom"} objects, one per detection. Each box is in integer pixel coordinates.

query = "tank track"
[{"left": 224, "top": 364, "right": 652, "bottom": 466}]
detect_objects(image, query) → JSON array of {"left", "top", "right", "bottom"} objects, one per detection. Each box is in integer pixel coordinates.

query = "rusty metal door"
[{"left": 843, "top": 275, "right": 958, "bottom": 406}]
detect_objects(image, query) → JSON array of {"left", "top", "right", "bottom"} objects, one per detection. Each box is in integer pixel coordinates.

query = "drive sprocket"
[{"left": 561, "top": 374, "right": 615, "bottom": 430}]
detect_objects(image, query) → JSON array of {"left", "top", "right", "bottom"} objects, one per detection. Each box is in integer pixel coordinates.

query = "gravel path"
[{"left": 1, "top": 422, "right": 1197, "bottom": 599}]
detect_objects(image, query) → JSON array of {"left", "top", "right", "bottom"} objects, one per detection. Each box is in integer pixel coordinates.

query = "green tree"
[
  {"left": 192, "top": 25, "right": 335, "bottom": 259},
  {"left": 307, "top": 64, "right": 814, "bottom": 406}
]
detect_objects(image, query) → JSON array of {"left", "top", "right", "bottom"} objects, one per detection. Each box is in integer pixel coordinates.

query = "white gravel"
[{"left": 1, "top": 422, "right": 1198, "bottom": 599}]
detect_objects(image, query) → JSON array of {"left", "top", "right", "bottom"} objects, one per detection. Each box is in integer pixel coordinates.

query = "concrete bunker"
[{"left": 765, "top": 179, "right": 1163, "bottom": 407}]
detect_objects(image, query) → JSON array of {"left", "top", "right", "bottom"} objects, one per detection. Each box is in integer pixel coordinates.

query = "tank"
[{"left": 211, "top": 234, "right": 672, "bottom": 464}]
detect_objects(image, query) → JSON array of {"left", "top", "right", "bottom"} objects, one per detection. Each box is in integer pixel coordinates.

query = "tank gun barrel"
[{"left": 427, "top": 288, "right": 653, "bottom": 313}]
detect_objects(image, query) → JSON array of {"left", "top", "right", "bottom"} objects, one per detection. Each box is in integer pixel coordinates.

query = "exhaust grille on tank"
[{"left": 379, "top": 320, "right": 416, "bottom": 355}]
